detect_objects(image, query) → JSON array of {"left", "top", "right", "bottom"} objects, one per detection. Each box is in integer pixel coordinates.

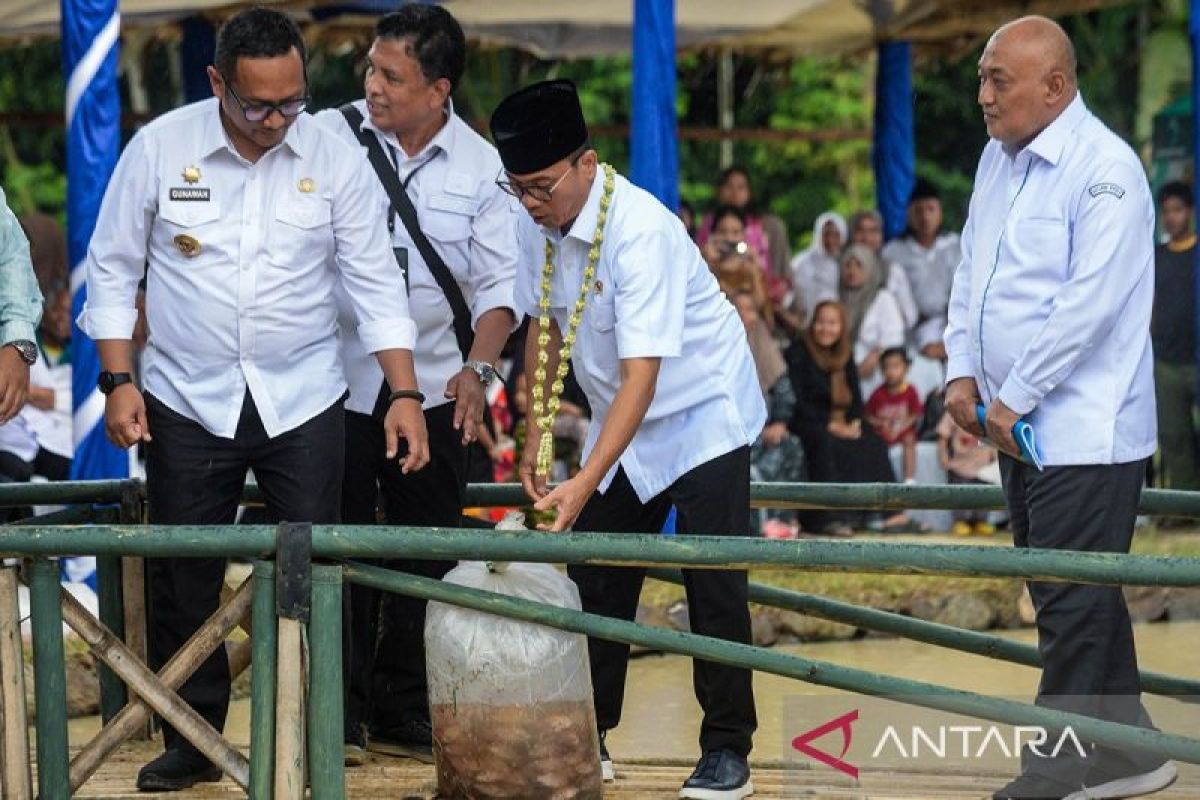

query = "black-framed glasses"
[
  {"left": 223, "top": 77, "right": 309, "bottom": 123},
  {"left": 496, "top": 152, "right": 582, "bottom": 203}
]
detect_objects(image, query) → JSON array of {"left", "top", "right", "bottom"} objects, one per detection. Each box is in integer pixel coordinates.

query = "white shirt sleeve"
[
  {"left": 330, "top": 146, "right": 417, "bottom": 354},
  {"left": 944, "top": 194, "right": 977, "bottom": 384},
  {"left": 860, "top": 289, "right": 906, "bottom": 352},
  {"left": 466, "top": 180, "right": 519, "bottom": 329},
  {"left": 997, "top": 158, "right": 1154, "bottom": 414},
  {"left": 77, "top": 133, "right": 154, "bottom": 341},
  {"left": 513, "top": 213, "right": 541, "bottom": 320},
  {"left": 613, "top": 226, "right": 684, "bottom": 359}
]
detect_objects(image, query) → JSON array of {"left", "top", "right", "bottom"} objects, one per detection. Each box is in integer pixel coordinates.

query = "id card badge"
[{"left": 392, "top": 246, "right": 410, "bottom": 292}]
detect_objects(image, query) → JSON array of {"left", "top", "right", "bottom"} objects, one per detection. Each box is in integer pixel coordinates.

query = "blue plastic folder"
[{"left": 975, "top": 404, "right": 1044, "bottom": 471}]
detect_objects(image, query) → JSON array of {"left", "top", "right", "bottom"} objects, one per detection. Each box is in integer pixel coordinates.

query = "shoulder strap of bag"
[{"left": 339, "top": 103, "right": 474, "bottom": 359}]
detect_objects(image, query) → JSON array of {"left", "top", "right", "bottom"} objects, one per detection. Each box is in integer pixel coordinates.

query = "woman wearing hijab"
[
  {"left": 786, "top": 300, "right": 899, "bottom": 535},
  {"left": 789, "top": 211, "right": 847, "bottom": 325},
  {"left": 839, "top": 244, "right": 906, "bottom": 398}
]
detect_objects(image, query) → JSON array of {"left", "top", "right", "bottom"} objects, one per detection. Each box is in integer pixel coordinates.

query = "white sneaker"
[
  {"left": 1063, "top": 761, "right": 1177, "bottom": 800},
  {"left": 599, "top": 730, "right": 614, "bottom": 782}
]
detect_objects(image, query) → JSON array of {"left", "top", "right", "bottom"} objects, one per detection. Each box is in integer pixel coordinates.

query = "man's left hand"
[
  {"left": 445, "top": 369, "right": 485, "bottom": 446},
  {"left": 384, "top": 398, "right": 430, "bottom": 474},
  {"left": 0, "top": 347, "right": 29, "bottom": 425},
  {"left": 984, "top": 399, "right": 1020, "bottom": 458},
  {"left": 533, "top": 473, "right": 599, "bottom": 533}
]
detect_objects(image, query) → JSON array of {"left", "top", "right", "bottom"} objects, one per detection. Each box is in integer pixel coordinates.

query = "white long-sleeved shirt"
[
  {"left": 515, "top": 171, "right": 766, "bottom": 503},
  {"left": 944, "top": 93, "right": 1156, "bottom": 465},
  {"left": 315, "top": 100, "right": 517, "bottom": 415},
  {"left": 78, "top": 99, "right": 416, "bottom": 438}
]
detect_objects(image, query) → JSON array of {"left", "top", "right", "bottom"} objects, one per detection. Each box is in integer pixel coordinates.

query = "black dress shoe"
[
  {"left": 679, "top": 749, "right": 753, "bottom": 799},
  {"left": 136, "top": 749, "right": 222, "bottom": 792},
  {"left": 367, "top": 716, "right": 434, "bottom": 763}
]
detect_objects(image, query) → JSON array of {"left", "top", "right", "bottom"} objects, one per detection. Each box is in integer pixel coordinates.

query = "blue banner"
[
  {"left": 630, "top": 0, "right": 680, "bottom": 212},
  {"left": 873, "top": 41, "right": 915, "bottom": 241},
  {"left": 63, "top": 0, "right": 127, "bottom": 481}
]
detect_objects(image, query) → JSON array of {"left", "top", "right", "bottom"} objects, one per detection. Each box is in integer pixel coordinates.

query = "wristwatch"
[
  {"left": 5, "top": 340, "right": 36, "bottom": 366},
  {"left": 463, "top": 360, "right": 497, "bottom": 385},
  {"left": 97, "top": 371, "right": 134, "bottom": 395}
]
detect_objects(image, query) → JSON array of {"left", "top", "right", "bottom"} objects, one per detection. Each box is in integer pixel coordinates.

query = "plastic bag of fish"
[{"left": 425, "top": 517, "right": 602, "bottom": 799}]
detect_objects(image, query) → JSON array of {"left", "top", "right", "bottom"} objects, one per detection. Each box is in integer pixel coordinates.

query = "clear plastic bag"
[{"left": 425, "top": 514, "right": 603, "bottom": 799}]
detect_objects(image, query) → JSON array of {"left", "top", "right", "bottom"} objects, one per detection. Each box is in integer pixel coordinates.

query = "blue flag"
[{"left": 63, "top": 0, "right": 127, "bottom": 482}]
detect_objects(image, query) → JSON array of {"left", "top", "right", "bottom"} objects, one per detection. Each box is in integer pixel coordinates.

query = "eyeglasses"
[
  {"left": 496, "top": 153, "right": 582, "bottom": 203},
  {"left": 223, "top": 78, "right": 309, "bottom": 123}
]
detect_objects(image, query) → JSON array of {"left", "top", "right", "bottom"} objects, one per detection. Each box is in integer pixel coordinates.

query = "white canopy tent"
[{"left": 1, "top": 0, "right": 1123, "bottom": 57}]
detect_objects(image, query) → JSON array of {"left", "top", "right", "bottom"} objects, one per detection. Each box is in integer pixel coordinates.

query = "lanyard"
[{"left": 385, "top": 145, "right": 437, "bottom": 237}]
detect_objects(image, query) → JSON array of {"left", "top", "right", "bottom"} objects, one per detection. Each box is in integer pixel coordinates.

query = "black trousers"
[
  {"left": 999, "top": 455, "right": 1161, "bottom": 785},
  {"left": 341, "top": 401, "right": 465, "bottom": 738},
  {"left": 145, "top": 391, "right": 344, "bottom": 760},
  {"left": 567, "top": 447, "right": 757, "bottom": 758}
]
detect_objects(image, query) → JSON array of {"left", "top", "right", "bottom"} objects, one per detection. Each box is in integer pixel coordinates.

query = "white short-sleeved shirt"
[
  {"left": 515, "top": 171, "right": 766, "bottom": 503},
  {"left": 315, "top": 101, "right": 517, "bottom": 414},
  {"left": 77, "top": 99, "right": 416, "bottom": 438},
  {"left": 945, "top": 93, "right": 1156, "bottom": 465}
]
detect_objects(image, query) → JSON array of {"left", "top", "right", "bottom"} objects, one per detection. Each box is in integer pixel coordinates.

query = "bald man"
[{"left": 944, "top": 17, "right": 1175, "bottom": 800}]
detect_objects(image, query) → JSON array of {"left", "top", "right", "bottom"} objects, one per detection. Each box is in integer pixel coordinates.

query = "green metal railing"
[{"left": 2, "top": 478, "right": 1200, "bottom": 799}]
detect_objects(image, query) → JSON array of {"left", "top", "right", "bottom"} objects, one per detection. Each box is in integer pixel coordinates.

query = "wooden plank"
[{"left": 0, "top": 563, "right": 32, "bottom": 799}]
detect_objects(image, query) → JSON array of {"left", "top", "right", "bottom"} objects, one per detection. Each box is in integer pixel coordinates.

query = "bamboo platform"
[{"left": 51, "top": 743, "right": 1200, "bottom": 799}]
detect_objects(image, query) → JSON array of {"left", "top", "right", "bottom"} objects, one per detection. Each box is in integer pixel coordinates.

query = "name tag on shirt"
[
  {"left": 428, "top": 193, "right": 479, "bottom": 216},
  {"left": 169, "top": 187, "right": 211, "bottom": 202}
]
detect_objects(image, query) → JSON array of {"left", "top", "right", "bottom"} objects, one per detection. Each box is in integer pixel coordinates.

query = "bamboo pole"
[
  {"left": 250, "top": 561, "right": 278, "bottom": 799},
  {"left": 120, "top": 554, "right": 149, "bottom": 739},
  {"left": 68, "top": 576, "right": 254, "bottom": 792},
  {"left": 307, "top": 565, "right": 344, "bottom": 799},
  {"left": 344, "top": 561, "right": 1200, "bottom": 766},
  {"left": 0, "top": 560, "right": 31, "bottom": 800},
  {"left": 274, "top": 617, "right": 305, "bottom": 800},
  {"left": 647, "top": 568, "right": 1200, "bottom": 699},
  {"left": 57, "top": 585, "right": 251, "bottom": 790},
  {"left": 28, "top": 558, "right": 69, "bottom": 800}
]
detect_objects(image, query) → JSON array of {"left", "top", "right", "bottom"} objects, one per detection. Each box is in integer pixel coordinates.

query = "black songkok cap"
[{"left": 490, "top": 79, "right": 589, "bottom": 175}]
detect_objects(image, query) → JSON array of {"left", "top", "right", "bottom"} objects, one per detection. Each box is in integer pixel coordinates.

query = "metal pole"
[
  {"left": 0, "top": 560, "right": 32, "bottom": 800},
  {"left": 458, "top": 481, "right": 1200, "bottom": 517},
  {"left": 307, "top": 565, "right": 344, "bottom": 799},
  {"left": 344, "top": 562, "right": 1200, "bottom": 766},
  {"left": 29, "top": 557, "right": 70, "bottom": 800},
  {"left": 717, "top": 47, "right": 734, "bottom": 168},
  {"left": 95, "top": 553, "right": 126, "bottom": 722},
  {"left": 250, "top": 560, "right": 278, "bottom": 800},
  {"left": 6, "top": 524, "right": 1200, "bottom": 586},
  {"left": 648, "top": 568, "right": 1200, "bottom": 699}
]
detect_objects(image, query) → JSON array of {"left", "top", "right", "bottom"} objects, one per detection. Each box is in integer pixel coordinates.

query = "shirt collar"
[
  {"left": 551, "top": 167, "right": 605, "bottom": 244},
  {"left": 363, "top": 98, "right": 457, "bottom": 162},
  {"left": 1022, "top": 92, "right": 1088, "bottom": 167},
  {"left": 199, "top": 96, "right": 305, "bottom": 161}
]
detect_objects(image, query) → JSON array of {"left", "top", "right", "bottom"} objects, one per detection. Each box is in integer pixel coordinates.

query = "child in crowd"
[
  {"left": 936, "top": 410, "right": 998, "bottom": 536},
  {"left": 865, "top": 347, "right": 922, "bottom": 484}
]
